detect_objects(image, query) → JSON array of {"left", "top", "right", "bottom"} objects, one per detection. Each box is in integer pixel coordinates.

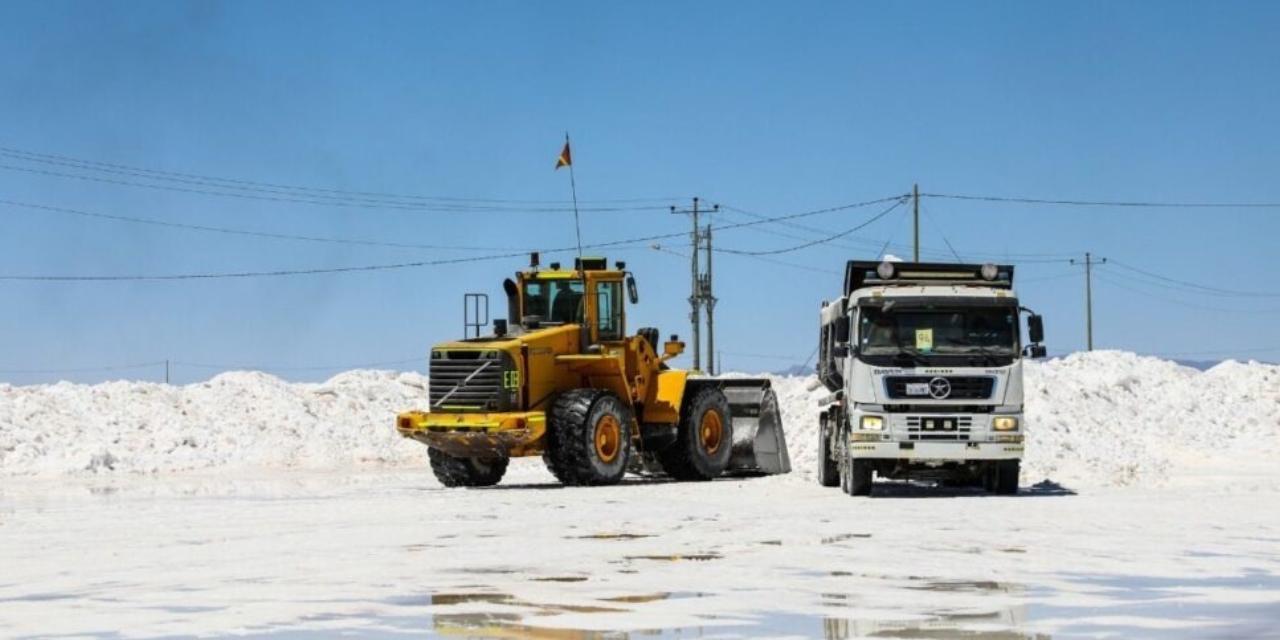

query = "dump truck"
[
  {"left": 815, "top": 260, "right": 1047, "bottom": 496},
  {"left": 396, "top": 254, "right": 790, "bottom": 487}
]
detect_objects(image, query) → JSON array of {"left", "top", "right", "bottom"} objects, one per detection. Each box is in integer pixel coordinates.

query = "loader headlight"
[
  {"left": 860, "top": 415, "right": 884, "bottom": 431},
  {"left": 993, "top": 416, "right": 1019, "bottom": 431}
]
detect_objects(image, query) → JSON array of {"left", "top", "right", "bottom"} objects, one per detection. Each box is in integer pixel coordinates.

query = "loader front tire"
[
  {"left": 428, "top": 448, "right": 508, "bottom": 488},
  {"left": 544, "top": 389, "right": 632, "bottom": 486},
  {"left": 818, "top": 415, "right": 839, "bottom": 488},
  {"left": 657, "top": 387, "right": 733, "bottom": 481}
]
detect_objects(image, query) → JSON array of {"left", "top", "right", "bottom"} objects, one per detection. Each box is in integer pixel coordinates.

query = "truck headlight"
[
  {"left": 993, "top": 416, "right": 1019, "bottom": 431},
  {"left": 860, "top": 415, "right": 884, "bottom": 431}
]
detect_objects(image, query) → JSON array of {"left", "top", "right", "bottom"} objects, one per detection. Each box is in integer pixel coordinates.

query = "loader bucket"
[{"left": 694, "top": 378, "right": 791, "bottom": 475}]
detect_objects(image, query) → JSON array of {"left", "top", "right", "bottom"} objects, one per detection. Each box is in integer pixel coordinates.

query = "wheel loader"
[{"left": 396, "top": 253, "right": 790, "bottom": 487}]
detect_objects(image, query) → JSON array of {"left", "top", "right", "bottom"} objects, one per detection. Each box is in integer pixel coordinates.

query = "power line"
[
  {"left": 0, "top": 360, "right": 167, "bottom": 374},
  {"left": 0, "top": 198, "right": 523, "bottom": 252},
  {"left": 1108, "top": 259, "right": 1280, "bottom": 298},
  {"left": 0, "top": 192, "right": 911, "bottom": 280},
  {"left": 718, "top": 197, "right": 909, "bottom": 256},
  {"left": 173, "top": 357, "right": 424, "bottom": 372},
  {"left": 1093, "top": 272, "right": 1280, "bottom": 314},
  {"left": 923, "top": 192, "right": 1280, "bottom": 209},
  {"left": 0, "top": 145, "right": 679, "bottom": 206},
  {"left": 0, "top": 162, "right": 667, "bottom": 214}
]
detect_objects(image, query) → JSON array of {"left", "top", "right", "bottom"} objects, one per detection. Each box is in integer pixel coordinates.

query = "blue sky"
[{"left": 2, "top": 1, "right": 1278, "bottom": 384}]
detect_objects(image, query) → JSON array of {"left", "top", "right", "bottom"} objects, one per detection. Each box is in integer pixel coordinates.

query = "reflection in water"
[{"left": 821, "top": 606, "right": 1045, "bottom": 640}]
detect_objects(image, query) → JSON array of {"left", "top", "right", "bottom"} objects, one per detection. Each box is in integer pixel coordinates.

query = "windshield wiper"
[
  {"left": 949, "top": 339, "right": 1009, "bottom": 365},
  {"left": 893, "top": 345, "right": 931, "bottom": 366}
]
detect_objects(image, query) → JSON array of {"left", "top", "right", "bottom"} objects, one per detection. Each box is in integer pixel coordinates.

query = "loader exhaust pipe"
[{"left": 503, "top": 278, "right": 519, "bottom": 327}]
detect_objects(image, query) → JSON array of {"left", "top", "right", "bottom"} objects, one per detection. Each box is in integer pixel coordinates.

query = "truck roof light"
[
  {"left": 980, "top": 263, "right": 999, "bottom": 281},
  {"left": 876, "top": 261, "right": 896, "bottom": 279}
]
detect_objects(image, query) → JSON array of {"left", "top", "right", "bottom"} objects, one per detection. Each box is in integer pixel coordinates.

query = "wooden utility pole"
[
  {"left": 912, "top": 183, "right": 920, "bottom": 262},
  {"left": 1070, "top": 252, "right": 1108, "bottom": 350},
  {"left": 670, "top": 197, "right": 719, "bottom": 373},
  {"left": 703, "top": 224, "right": 716, "bottom": 375}
]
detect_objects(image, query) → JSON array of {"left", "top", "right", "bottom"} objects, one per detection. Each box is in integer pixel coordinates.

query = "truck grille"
[
  {"left": 429, "top": 352, "right": 513, "bottom": 411},
  {"left": 905, "top": 415, "right": 974, "bottom": 441},
  {"left": 884, "top": 376, "right": 994, "bottom": 400}
]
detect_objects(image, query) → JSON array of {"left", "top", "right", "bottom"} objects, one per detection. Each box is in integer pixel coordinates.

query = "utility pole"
[
  {"left": 703, "top": 224, "right": 717, "bottom": 375},
  {"left": 1070, "top": 252, "right": 1108, "bottom": 350},
  {"left": 670, "top": 197, "right": 719, "bottom": 372},
  {"left": 165, "top": 359, "right": 170, "bottom": 385},
  {"left": 912, "top": 183, "right": 920, "bottom": 262}
]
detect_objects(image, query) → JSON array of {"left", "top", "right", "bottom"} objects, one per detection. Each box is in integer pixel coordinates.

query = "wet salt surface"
[{"left": 1, "top": 470, "right": 1278, "bottom": 638}]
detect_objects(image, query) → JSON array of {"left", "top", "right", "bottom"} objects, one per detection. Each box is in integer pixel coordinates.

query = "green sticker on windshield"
[{"left": 915, "top": 328, "right": 934, "bottom": 352}]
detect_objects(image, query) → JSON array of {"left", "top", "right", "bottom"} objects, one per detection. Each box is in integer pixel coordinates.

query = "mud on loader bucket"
[{"left": 692, "top": 378, "right": 791, "bottom": 475}]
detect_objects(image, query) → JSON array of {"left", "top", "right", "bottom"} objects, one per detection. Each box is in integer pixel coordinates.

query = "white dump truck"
[{"left": 815, "top": 260, "right": 1047, "bottom": 496}]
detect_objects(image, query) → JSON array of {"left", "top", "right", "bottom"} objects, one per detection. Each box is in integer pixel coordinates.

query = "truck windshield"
[
  {"left": 859, "top": 307, "right": 1017, "bottom": 354},
  {"left": 523, "top": 278, "right": 585, "bottom": 324}
]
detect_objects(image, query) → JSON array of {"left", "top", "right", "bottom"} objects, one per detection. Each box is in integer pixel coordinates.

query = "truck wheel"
[
  {"left": 544, "top": 389, "right": 632, "bottom": 486},
  {"left": 994, "top": 460, "right": 1020, "bottom": 495},
  {"left": 656, "top": 387, "right": 733, "bottom": 481},
  {"left": 848, "top": 459, "right": 873, "bottom": 496},
  {"left": 428, "top": 447, "right": 508, "bottom": 487},
  {"left": 817, "top": 415, "right": 839, "bottom": 487}
]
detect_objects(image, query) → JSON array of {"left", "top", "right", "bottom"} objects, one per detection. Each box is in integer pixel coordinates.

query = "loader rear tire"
[
  {"left": 544, "top": 389, "right": 632, "bottom": 486},
  {"left": 428, "top": 448, "right": 508, "bottom": 488},
  {"left": 818, "top": 415, "right": 839, "bottom": 488},
  {"left": 656, "top": 387, "right": 732, "bottom": 481}
]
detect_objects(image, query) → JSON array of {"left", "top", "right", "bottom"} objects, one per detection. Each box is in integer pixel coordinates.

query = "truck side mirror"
[
  {"left": 1024, "top": 344, "right": 1047, "bottom": 359},
  {"left": 834, "top": 315, "right": 851, "bottom": 342},
  {"left": 1028, "top": 314, "right": 1044, "bottom": 344},
  {"left": 626, "top": 275, "right": 639, "bottom": 304},
  {"left": 832, "top": 343, "right": 850, "bottom": 358}
]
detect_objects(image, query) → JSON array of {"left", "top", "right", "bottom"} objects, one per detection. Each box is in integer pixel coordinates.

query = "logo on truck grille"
[{"left": 928, "top": 377, "right": 952, "bottom": 399}]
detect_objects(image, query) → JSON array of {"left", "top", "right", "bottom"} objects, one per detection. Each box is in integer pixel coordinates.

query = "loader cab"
[{"left": 516, "top": 255, "right": 631, "bottom": 345}]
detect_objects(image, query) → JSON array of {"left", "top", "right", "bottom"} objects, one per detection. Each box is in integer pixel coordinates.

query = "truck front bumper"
[
  {"left": 396, "top": 410, "right": 547, "bottom": 457},
  {"left": 847, "top": 440, "right": 1023, "bottom": 461}
]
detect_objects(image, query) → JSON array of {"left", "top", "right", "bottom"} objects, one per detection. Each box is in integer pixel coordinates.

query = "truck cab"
[{"left": 816, "top": 260, "right": 1047, "bottom": 496}]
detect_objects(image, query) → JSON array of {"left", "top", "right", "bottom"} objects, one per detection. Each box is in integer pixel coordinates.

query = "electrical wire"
[
  {"left": 1093, "top": 272, "right": 1280, "bottom": 313},
  {"left": 173, "top": 357, "right": 424, "bottom": 371},
  {"left": 0, "top": 360, "right": 167, "bottom": 374},
  {"left": 0, "top": 198, "right": 523, "bottom": 252},
  {"left": 1108, "top": 259, "right": 1280, "bottom": 298},
  {"left": 0, "top": 194, "right": 911, "bottom": 281},
  {"left": 718, "top": 197, "right": 909, "bottom": 256},
  {"left": 923, "top": 192, "right": 1280, "bottom": 208},
  {"left": 0, "top": 145, "right": 679, "bottom": 206},
  {"left": 0, "top": 162, "right": 668, "bottom": 214}
]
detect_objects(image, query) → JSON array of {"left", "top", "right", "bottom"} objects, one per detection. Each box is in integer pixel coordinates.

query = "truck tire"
[
  {"left": 842, "top": 458, "right": 873, "bottom": 496},
  {"left": 544, "top": 389, "right": 632, "bottom": 486},
  {"left": 994, "top": 460, "right": 1020, "bottom": 495},
  {"left": 428, "top": 447, "right": 508, "bottom": 487},
  {"left": 818, "top": 415, "right": 839, "bottom": 487},
  {"left": 656, "top": 386, "right": 732, "bottom": 481}
]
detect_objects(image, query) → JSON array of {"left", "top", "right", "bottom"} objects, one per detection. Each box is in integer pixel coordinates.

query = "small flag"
[{"left": 555, "top": 141, "right": 572, "bottom": 170}]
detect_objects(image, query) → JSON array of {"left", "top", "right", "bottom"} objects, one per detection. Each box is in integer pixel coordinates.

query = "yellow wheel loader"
[{"left": 396, "top": 254, "right": 791, "bottom": 487}]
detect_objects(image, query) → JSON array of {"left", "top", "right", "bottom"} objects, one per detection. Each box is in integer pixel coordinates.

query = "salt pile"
[{"left": 1, "top": 351, "right": 1277, "bottom": 487}]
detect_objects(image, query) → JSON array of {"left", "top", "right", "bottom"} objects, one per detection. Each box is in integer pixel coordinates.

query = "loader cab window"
[
  {"left": 523, "top": 278, "right": 585, "bottom": 325},
  {"left": 595, "top": 280, "right": 623, "bottom": 341}
]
